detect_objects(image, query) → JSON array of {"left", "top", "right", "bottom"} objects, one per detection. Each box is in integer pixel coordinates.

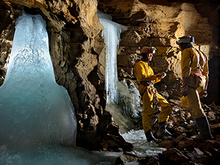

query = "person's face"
[{"left": 147, "top": 53, "right": 154, "bottom": 61}]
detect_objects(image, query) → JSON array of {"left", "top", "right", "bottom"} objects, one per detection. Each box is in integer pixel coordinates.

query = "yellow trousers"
[
  {"left": 181, "top": 87, "right": 206, "bottom": 118},
  {"left": 140, "top": 85, "right": 171, "bottom": 133}
]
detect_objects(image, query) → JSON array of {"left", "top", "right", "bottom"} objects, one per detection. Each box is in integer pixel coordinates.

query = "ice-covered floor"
[
  {"left": 121, "top": 129, "right": 166, "bottom": 157},
  {"left": 0, "top": 145, "right": 121, "bottom": 165}
]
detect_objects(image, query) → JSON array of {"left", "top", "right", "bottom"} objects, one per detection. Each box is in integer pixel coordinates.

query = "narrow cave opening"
[{"left": 24, "top": 6, "right": 42, "bottom": 15}]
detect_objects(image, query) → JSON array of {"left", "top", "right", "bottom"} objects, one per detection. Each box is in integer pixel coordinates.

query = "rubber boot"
[
  {"left": 194, "top": 116, "right": 213, "bottom": 140},
  {"left": 157, "top": 121, "right": 172, "bottom": 140},
  {"left": 145, "top": 130, "right": 160, "bottom": 143}
]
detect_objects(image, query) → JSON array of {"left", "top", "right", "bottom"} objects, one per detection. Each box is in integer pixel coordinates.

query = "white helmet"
[{"left": 176, "top": 35, "right": 194, "bottom": 45}]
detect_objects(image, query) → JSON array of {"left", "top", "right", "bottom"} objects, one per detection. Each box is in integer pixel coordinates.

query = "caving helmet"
[
  {"left": 176, "top": 35, "right": 194, "bottom": 45},
  {"left": 141, "top": 46, "right": 156, "bottom": 54}
]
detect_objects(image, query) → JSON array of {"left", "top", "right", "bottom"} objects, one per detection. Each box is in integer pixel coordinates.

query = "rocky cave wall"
[
  {"left": 98, "top": 0, "right": 220, "bottom": 103},
  {"left": 0, "top": 0, "right": 219, "bottom": 151}
]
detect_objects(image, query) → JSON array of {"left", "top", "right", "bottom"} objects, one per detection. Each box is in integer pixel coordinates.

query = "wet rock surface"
[{"left": 116, "top": 101, "right": 220, "bottom": 165}]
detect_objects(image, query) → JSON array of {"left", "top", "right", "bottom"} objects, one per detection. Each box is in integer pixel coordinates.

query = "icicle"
[
  {"left": 98, "top": 10, "right": 127, "bottom": 104},
  {"left": 98, "top": 11, "right": 142, "bottom": 133}
]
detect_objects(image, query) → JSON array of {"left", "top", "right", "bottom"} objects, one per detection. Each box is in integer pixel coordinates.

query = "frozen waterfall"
[
  {"left": 98, "top": 12, "right": 122, "bottom": 105},
  {"left": 98, "top": 11, "right": 142, "bottom": 133},
  {"left": 0, "top": 11, "right": 77, "bottom": 148}
]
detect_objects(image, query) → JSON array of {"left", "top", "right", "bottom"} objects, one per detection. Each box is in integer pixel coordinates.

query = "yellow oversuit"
[
  {"left": 181, "top": 47, "right": 209, "bottom": 118},
  {"left": 134, "top": 61, "right": 171, "bottom": 133}
]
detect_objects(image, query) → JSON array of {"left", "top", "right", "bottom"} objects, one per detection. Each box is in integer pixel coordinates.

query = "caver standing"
[
  {"left": 134, "top": 46, "right": 172, "bottom": 143},
  {"left": 176, "top": 35, "right": 213, "bottom": 140}
]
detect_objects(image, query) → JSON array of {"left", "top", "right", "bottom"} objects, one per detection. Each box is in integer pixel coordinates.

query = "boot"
[
  {"left": 194, "top": 116, "right": 213, "bottom": 140},
  {"left": 157, "top": 121, "right": 172, "bottom": 140},
  {"left": 145, "top": 130, "right": 160, "bottom": 143}
]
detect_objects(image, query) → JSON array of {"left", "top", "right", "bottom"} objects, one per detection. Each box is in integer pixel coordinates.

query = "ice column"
[
  {"left": 98, "top": 11, "right": 127, "bottom": 104},
  {"left": 0, "top": 11, "right": 77, "bottom": 148},
  {"left": 98, "top": 11, "right": 142, "bottom": 133}
]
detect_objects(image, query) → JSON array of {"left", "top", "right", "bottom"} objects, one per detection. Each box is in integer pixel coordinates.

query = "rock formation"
[{"left": 0, "top": 0, "right": 219, "bottom": 153}]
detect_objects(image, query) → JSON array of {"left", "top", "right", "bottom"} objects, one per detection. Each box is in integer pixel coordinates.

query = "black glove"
[
  {"left": 181, "top": 85, "right": 188, "bottom": 96},
  {"left": 181, "top": 77, "right": 190, "bottom": 96}
]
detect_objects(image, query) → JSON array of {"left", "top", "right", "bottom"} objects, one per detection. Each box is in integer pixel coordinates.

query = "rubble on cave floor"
[{"left": 116, "top": 99, "right": 220, "bottom": 165}]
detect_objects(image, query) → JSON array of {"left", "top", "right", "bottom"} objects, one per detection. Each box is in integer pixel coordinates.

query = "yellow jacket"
[
  {"left": 134, "top": 61, "right": 161, "bottom": 83},
  {"left": 181, "top": 47, "right": 209, "bottom": 81}
]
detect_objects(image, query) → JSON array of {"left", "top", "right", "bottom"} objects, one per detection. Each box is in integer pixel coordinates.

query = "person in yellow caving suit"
[
  {"left": 176, "top": 35, "right": 213, "bottom": 140},
  {"left": 134, "top": 46, "right": 172, "bottom": 143}
]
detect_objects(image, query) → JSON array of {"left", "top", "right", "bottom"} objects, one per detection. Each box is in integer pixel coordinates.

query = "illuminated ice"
[
  {"left": 98, "top": 11, "right": 142, "bottom": 133},
  {"left": 98, "top": 11, "right": 123, "bottom": 104},
  {"left": 0, "top": 11, "right": 77, "bottom": 148},
  {"left": 0, "top": 145, "right": 119, "bottom": 165},
  {"left": 121, "top": 130, "right": 166, "bottom": 157}
]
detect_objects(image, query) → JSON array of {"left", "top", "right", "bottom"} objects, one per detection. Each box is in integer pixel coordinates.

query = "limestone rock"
[
  {"left": 164, "top": 148, "right": 189, "bottom": 162},
  {"left": 178, "top": 138, "right": 196, "bottom": 149},
  {"left": 158, "top": 140, "right": 173, "bottom": 148}
]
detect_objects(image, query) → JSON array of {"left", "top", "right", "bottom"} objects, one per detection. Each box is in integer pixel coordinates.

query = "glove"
[
  {"left": 156, "top": 72, "right": 166, "bottom": 79},
  {"left": 181, "top": 85, "right": 188, "bottom": 96},
  {"left": 181, "top": 77, "right": 190, "bottom": 96},
  {"left": 199, "top": 90, "right": 208, "bottom": 98}
]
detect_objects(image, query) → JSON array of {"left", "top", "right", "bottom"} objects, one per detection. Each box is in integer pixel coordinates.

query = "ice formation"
[
  {"left": 121, "top": 129, "right": 166, "bottom": 157},
  {"left": 0, "top": 145, "right": 119, "bottom": 165},
  {"left": 0, "top": 11, "right": 77, "bottom": 148},
  {"left": 98, "top": 11, "right": 142, "bottom": 133},
  {"left": 98, "top": 11, "right": 123, "bottom": 104}
]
